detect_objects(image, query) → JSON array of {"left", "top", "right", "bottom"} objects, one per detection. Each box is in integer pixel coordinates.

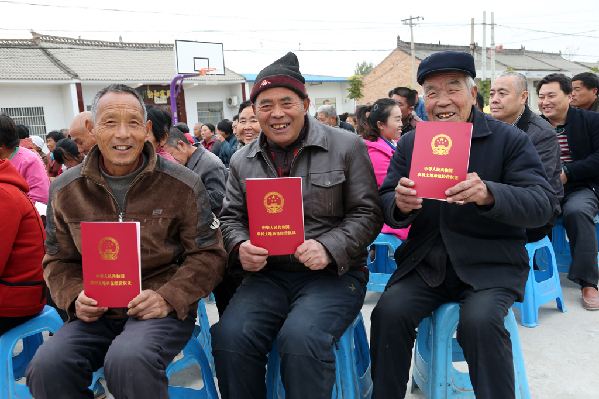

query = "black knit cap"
[
  {"left": 417, "top": 51, "right": 476, "bottom": 85},
  {"left": 250, "top": 52, "right": 307, "bottom": 103}
]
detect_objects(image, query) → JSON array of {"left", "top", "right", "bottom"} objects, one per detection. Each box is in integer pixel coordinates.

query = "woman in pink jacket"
[{"left": 357, "top": 98, "right": 409, "bottom": 240}]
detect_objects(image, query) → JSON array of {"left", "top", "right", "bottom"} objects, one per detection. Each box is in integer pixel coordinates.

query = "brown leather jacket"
[
  {"left": 221, "top": 117, "right": 383, "bottom": 274},
  {"left": 44, "top": 143, "right": 226, "bottom": 320}
]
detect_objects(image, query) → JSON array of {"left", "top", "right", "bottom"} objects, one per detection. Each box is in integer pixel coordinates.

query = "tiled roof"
[
  {"left": 0, "top": 39, "right": 73, "bottom": 80},
  {"left": 0, "top": 33, "right": 245, "bottom": 83},
  {"left": 396, "top": 39, "right": 592, "bottom": 76}
]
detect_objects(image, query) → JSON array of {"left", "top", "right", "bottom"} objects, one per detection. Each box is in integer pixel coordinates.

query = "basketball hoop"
[{"left": 196, "top": 67, "right": 216, "bottom": 76}]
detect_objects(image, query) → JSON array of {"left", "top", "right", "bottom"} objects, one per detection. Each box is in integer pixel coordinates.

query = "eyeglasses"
[{"left": 256, "top": 101, "right": 302, "bottom": 113}]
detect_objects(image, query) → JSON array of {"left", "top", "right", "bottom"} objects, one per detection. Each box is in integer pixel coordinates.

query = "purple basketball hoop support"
[{"left": 169, "top": 73, "right": 197, "bottom": 124}]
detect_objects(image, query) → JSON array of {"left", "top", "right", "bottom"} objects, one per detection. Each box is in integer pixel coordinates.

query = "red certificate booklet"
[
  {"left": 409, "top": 121, "right": 473, "bottom": 200},
  {"left": 246, "top": 177, "right": 305, "bottom": 255},
  {"left": 81, "top": 221, "right": 142, "bottom": 308}
]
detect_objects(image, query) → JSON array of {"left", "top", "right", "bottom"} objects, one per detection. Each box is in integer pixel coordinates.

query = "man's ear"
[
  {"left": 471, "top": 85, "right": 478, "bottom": 106},
  {"left": 85, "top": 118, "right": 94, "bottom": 134},
  {"left": 521, "top": 90, "right": 529, "bottom": 106},
  {"left": 145, "top": 120, "right": 152, "bottom": 140},
  {"left": 302, "top": 97, "right": 311, "bottom": 114}
]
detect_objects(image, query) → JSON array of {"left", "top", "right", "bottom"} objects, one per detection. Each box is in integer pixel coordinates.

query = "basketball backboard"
[{"left": 174, "top": 40, "right": 225, "bottom": 75}]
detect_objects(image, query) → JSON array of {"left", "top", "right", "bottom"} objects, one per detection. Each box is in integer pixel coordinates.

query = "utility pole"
[
  {"left": 402, "top": 15, "right": 424, "bottom": 88},
  {"left": 482, "top": 11, "right": 487, "bottom": 81},
  {"left": 490, "top": 12, "right": 496, "bottom": 83},
  {"left": 470, "top": 18, "right": 475, "bottom": 57}
]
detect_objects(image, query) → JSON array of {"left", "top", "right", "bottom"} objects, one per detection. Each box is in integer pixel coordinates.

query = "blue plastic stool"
[
  {"left": 0, "top": 306, "right": 64, "bottom": 399},
  {"left": 91, "top": 299, "right": 217, "bottom": 398},
  {"left": 551, "top": 215, "right": 599, "bottom": 273},
  {"left": 412, "top": 303, "right": 531, "bottom": 399},
  {"left": 513, "top": 236, "right": 566, "bottom": 327},
  {"left": 266, "top": 313, "right": 372, "bottom": 399},
  {"left": 366, "top": 233, "right": 402, "bottom": 292}
]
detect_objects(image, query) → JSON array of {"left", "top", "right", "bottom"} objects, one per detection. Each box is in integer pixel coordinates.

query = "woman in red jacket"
[{"left": 0, "top": 158, "right": 46, "bottom": 334}]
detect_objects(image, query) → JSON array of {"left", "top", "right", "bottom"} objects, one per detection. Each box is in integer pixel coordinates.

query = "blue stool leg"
[
  {"left": 412, "top": 304, "right": 531, "bottom": 399},
  {"left": 11, "top": 333, "right": 44, "bottom": 380},
  {"left": 505, "top": 309, "right": 531, "bottom": 399},
  {"left": 0, "top": 306, "right": 63, "bottom": 399}
]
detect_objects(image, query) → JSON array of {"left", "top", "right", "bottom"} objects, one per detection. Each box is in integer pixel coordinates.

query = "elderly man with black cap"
[
  {"left": 211, "top": 52, "right": 383, "bottom": 398},
  {"left": 370, "top": 51, "right": 558, "bottom": 398}
]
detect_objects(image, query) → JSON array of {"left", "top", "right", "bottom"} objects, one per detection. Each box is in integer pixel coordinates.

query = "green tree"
[
  {"left": 355, "top": 61, "right": 374, "bottom": 76},
  {"left": 347, "top": 75, "right": 364, "bottom": 101},
  {"left": 477, "top": 79, "right": 491, "bottom": 107}
]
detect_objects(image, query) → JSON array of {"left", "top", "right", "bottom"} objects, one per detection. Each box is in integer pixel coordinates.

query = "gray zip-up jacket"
[{"left": 220, "top": 117, "right": 383, "bottom": 275}]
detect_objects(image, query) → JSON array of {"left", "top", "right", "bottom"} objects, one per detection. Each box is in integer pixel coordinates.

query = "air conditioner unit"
[{"left": 227, "top": 96, "right": 239, "bottom": 107}]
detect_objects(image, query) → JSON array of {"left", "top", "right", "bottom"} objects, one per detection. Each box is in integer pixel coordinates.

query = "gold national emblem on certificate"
[
  {"left": 431, "top": 134, "right": 453, "bottom": 155},
  {"left": 264, "top": 191, "right": 284, "bottom": 214},
  {"left": 98, "top": 237, "right": 120, "bottom": 261}
]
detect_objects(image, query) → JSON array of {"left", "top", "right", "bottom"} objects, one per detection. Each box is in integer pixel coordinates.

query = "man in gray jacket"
[
  {"left": 164, "top": 127, "right": 226, "bottom": 215},
  {"left": 490, "top": 71, "right": 563, "bottom": 241},
  {"left": 211, "top": 52, "right": 383, "bottom": 399}
]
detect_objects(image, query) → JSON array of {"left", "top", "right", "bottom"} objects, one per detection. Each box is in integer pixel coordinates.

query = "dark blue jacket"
[
  {"left": 554, "top": 106, "right": 599, "bottom": 197},
  {"left": 219, "top": 135, "right": 238, "bottom": 167},
  {"left": 380, "top": 108, "right": 558, "bottom": 300}
]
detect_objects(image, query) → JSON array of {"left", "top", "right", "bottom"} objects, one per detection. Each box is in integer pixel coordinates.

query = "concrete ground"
[
  {"left": 203, "top": 273, "right": 599, "bottom": 398},
  {"left": 15, "top": 273, "right": 598, "bottom": 398}
]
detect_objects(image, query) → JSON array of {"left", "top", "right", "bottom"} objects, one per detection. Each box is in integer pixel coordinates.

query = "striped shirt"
[{"left": 555, "top": 125, "right": 572, "bottom": 163}]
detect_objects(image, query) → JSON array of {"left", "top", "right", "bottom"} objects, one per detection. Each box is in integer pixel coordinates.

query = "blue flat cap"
[{"left": 417, "top": 51, "right": 476, "bottom": 85}]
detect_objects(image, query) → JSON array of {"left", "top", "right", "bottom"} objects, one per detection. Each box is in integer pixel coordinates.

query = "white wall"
[
  {"left": 0, "top": 83, "right": 73, "bottom": 133},
  {"left": 81, "top": 84, "right": 108, "bottom": 110},
  {"left": 61, "top": 83, "right": 79, "bottom": 125},
  {"left": 183, "top": 83, "right": 244, "bottom": 127},
  {"left": 306, "top": 82, "right": 355, "bottom": 115}
]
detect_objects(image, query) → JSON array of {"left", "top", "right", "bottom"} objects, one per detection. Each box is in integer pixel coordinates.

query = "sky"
[{"left": 1, "top": 0, "right": 598, "bottom": 77}]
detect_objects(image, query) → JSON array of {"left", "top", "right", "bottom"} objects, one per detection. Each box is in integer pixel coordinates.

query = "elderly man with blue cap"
[{"left": 370, "top": 51, "right": 559, "bottom": 398}]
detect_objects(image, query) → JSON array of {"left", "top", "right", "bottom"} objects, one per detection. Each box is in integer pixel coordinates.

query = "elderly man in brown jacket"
[
  {"left": 26, "top": 84, "right": 226, "bottom": 399},
  {"left": 211, "top": 52, "right": 383, "bottom": 399}
]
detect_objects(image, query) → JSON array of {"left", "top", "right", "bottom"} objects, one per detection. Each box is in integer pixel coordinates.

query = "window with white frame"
[
  {"left": 196, "top": 102, "right": 223, "bottom": 126},
  {"left": 1, "top": 106, "right": 47, "bottom": 138}
]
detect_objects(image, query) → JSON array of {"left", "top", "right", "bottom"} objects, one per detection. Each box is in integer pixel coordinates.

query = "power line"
[
  {"left": 496, "top": 24, "right": 599, "bottom": 39},
  {"left": 0, "top": 0, "right": 402, "bottom": 26}
]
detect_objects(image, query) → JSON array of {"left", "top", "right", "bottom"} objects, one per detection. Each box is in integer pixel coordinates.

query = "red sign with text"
[
  {"left": 409, "top": 121, "right": 473, "bottom": 200},
  {"left": 81, "top": 222, "right": 142, "bottom": 308},
  {"left": 246, "top": 177, "right": 305, "bottom": 255}
]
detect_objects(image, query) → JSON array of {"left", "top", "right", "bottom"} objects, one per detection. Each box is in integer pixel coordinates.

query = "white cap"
[{"left": 31, "top": 135, "right": 50, "bottom": 155}]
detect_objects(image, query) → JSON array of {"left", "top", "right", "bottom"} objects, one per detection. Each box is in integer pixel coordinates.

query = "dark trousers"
[
  {"left": 213, "top": 271, "right": 243, "bottom": 316},
  {"left": 26, "top": 314, "right": 195, "bottom": 399},
  {"left": 211, "top": 269, "right": 366, "bottom": 399},
  {"left": 0, "top": 315, "right": 36, "bottom": 335},
  {"left": 370, "top": 266, "right": 517, "bottom": 399},
  {"left": 562, "top": 187, "right": 599, "bottom": 286}
]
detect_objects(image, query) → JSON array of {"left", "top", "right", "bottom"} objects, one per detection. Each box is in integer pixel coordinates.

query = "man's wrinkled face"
[
  {"left": 237, "top": 105, "right": 261, "bottom": 144},
  {"left": 423, "top": 72, "right": 476, "bottom": 122},
  {"left": 571, "top": 80, "right": 598, "bottom": 109},
  {"left": 391, "top": 94, "right": 414, "bottom": 120},
  {"left": 254, "top": 87, "right": 310, "bottom": 148},
  {"left": 489, "top": 76, "right": 527, "bottom": 123},
  {"left": 538, "top": 82, "right": 571, "bottom": 122},
  {"left": 69, "top": 122, "right": 96, "bottom": 156},
  {"left": 92, "top": 92, "right": 150, "bottom": 176},
  {"left": 164, "top": 141, "right": 189, "bottom": 165},
  {"left": 316, "top": 112, "right": 336, "bottom": 127}
]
